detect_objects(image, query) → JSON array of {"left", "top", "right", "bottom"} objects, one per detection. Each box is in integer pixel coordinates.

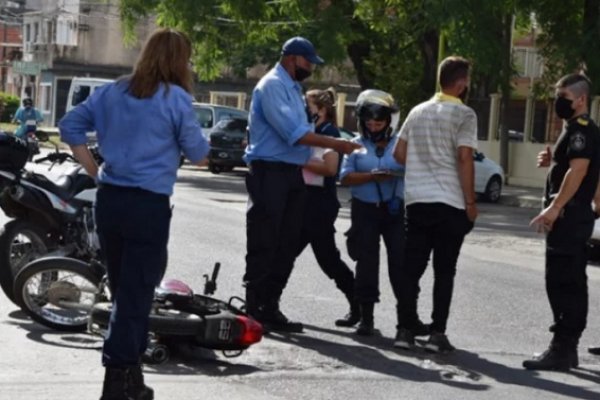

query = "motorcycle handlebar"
[{"left": 34, "top": 152, "right": 76, "bottom": 164}]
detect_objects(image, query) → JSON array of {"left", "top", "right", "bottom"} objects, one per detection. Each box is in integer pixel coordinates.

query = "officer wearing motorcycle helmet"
[
  {"left": 340, "top": 89, "right": 424, "bottom": 336},
  {"left": 12, "top": 98, "right": 43, "bottom": 139},
  {"left": 355, "top": 89, "right": 398, "bottom": 142}
]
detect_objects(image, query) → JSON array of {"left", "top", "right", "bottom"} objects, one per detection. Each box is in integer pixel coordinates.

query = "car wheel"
[
  {"left": 484, "top": 175, "right": 502, "bottom": 203},
  {"left": 209, "top": 163, "right": 222, "bottom": 174}
]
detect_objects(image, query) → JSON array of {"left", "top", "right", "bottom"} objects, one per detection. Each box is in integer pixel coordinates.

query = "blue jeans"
[{"left": 96, "top": 183, "right": 171, "bottom": 367}]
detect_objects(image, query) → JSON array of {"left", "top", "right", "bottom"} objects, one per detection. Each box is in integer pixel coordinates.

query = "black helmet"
[
  {"left": 22, "top": 98, "right": 33, "bottom": 107},
  {"left": 355, "top": 89, "right": 399, "bottom": 140}
]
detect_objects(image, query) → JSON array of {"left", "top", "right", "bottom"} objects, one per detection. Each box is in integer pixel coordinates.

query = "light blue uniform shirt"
[
  {"left": 244, "top": 63, "right": 312, "bottom": 165},
  {"left": 59, "top": 80, "right": 209, "bottom": 196},
  {"left": 340, "top": 135, "right": 405, "bottom": 203}
]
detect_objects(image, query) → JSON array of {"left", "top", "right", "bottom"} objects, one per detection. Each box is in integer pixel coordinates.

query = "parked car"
[
  {"left": 207, "top": 118, "right": 248, "bottom": 174},
  {"left": 588, "top": 215, "right": 600, "bottom": 262},
  {"left": 193, "top": 103, "right": 248, "bottom": 139},
  {"left": 474, "top": 151, "right": 504, "bottom": 203}
]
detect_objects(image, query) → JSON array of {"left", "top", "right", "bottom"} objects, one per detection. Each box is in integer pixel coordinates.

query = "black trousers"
[
  {"left": 95, "top": 184, "right": 171, "bottom": 367},
  {"left": 397, "top": 203, "right": 473, "bottom": 333},
  {"left": 295, "top": 186, "right": 354, "bottom": 300},
  {"left": 244, "top": 161, "right": 306, "bottom": 310},
  {"left": 545, "top": 202, "right": 593, "bottom": 341},
  {"left": 346, "top": 198, "right": 405, "bottom": 303}
]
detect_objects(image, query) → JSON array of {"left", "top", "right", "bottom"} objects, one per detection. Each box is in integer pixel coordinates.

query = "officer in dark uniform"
[{"left": 524, "top": 73, "right": 600, "bottom": 371}]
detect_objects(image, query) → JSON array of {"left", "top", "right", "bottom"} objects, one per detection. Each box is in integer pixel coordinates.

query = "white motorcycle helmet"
[{"left": 355, "top": 89, "right": 399, "bottom": 142}]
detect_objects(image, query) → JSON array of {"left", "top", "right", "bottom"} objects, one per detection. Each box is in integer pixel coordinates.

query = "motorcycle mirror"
[{"left": 34, "top": 130, "right": 49, "bottom": 142}]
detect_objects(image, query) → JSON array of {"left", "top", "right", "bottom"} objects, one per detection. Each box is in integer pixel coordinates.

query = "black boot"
[
  {"left": 335, "top": 289, "right": 360, "bottom": 327},
  {"left": 245, "top": 287, "right": 262, "bottom": 319},
  {"left": 259, "top": 299, "right": 304, "bottom": 333},
  {"left": 100, "top": 367, "right": 132, "bottom": 400},
  {"left": 335, "top": 303, "right": 360, "bottom": 327},
  {"left": 127, "top": 364, "right": 153, "bottom": 400},
  {"left": 355, "top": 303, "right": 375, "bottom": 336},
  {"left": 523, "top": 339, "right": 578, "bottom": 371}
]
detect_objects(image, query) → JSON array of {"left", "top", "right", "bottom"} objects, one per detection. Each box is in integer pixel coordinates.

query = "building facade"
[{"left": 11, "top": 0, "right": 153, "bottom": 125}]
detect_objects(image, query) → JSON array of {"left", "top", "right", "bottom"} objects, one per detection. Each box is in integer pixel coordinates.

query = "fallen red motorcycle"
[{"left": 13, "top": 257, "right": 263, "bottom": 363}]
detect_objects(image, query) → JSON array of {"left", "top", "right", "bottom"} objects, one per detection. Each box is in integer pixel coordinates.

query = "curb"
[{"left": 498, "top": 195, "right": 540, "bottom": 209}]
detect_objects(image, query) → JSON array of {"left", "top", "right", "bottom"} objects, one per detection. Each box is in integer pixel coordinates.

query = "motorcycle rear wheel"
[
  {"left": 0, "top": 219, "right": 50, "bottom": 304},
  {"left": 13, "top": 257, "right": 102, "bottom": 332}
]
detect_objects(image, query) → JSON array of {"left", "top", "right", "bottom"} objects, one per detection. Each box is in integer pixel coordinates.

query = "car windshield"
[{"left": 212, "top": 118, "right": 247, "bottom": 137}]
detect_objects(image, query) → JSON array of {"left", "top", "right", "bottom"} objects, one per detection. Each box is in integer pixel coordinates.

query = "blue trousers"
[
  {"left": 244, "top": 161, "right": 306, "bottom": 310},
  {"left": 347, "top": 198, "right": 405, "bottom": 304},
  {"left": 95, "top": 184, "right": 171, "bottom": 367}
]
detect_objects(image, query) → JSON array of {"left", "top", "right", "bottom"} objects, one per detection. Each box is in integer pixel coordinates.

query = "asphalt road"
[{"left": 0, "top": 162, "right": 599, "bottom": 400}]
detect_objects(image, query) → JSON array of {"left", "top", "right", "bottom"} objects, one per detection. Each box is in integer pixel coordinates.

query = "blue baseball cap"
[{"left": 281, "top": 36, "right": 324, "bottom": 65}]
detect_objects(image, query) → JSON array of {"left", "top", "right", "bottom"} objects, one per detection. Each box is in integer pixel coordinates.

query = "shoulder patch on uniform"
[
  {"left": 577, "top": 117, "right": 589, "bottom": 126},
  {"left": 570, "top": 131, "right": 586, "bottom": 151}
]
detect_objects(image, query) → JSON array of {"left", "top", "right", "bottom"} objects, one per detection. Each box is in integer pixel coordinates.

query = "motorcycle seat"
[{"left": 27, "top": 168, "right": 95, "bottom": 200}]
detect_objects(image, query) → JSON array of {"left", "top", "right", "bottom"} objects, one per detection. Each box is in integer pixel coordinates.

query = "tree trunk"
[
  {"left": 582, "top": 0, "right": 600, "bottom": 94},
  {"left": 418, "top": 29, "right": 439, "bottom": 96},
  {"left": 499, "top": 13, "right": 514, "bottom": 180},
  {"left": 347, "top": 40, "right": 374, "bottom": 89}
]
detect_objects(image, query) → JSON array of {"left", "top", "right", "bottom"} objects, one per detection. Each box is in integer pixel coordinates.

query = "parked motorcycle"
[
  {"left": 0, "top": 132, "right": 100, "bottom": 304},
  {"left": 13, "top": 257, "right": 263, "bottom": 363}
]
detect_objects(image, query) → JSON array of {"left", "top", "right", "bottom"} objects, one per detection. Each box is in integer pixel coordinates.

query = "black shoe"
[
  {"left": 355, "top": 303, "right": 374, "bottom": 336},
  {"left": 127, "top": 364, "right": 153, "bottom": 400},
  {"left": 100, "top": 367, "right": 133, "bottom": 400},
  {"left": 424, "top": 332, "right": 456, "bottom": 353},
  {"left": 259, "top": 308, "right": 304, "bottom": 333},
  {"left": 335, "top": 306, "right": 360, "bottom": 327},
  {"left": 522, "top": 346, "right": 576, "bottom": 371},
  {"left": 393, "top": 328, "right": 415, "bottom": 349},
  {"left": 588, "top": 346, "right": 600, "bottom": 356}
]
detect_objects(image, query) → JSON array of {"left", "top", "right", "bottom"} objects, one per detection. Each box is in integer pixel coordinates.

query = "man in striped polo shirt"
[{"left": 393, "top": 56, "right": 478, "bottom": 353}]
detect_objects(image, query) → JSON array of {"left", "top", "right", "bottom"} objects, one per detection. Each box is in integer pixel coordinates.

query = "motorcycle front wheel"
[
  {"left": 13, "top": 257, "right": 102, "bottom": 332},
  {"left": 0, "top": 219, "right": 50, "bottom": 303}
]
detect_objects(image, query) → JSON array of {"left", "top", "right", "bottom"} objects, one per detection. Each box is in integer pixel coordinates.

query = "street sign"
[{"left": 12, "top": 60, "right": 46, "bottom": 75}]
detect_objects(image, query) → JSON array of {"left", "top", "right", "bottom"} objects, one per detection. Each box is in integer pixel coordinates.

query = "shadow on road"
[
  {"left": 8, "top": 314, "right": 263, "bottom": 377},
  {"left": 267, "top": 324, "right": 489, "bottom": 392},
  {"left": 278, "top": 324, "right": 600, "bottom": 400}
]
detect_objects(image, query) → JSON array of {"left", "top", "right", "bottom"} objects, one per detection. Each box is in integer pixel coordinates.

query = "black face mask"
[
  {"left": 294, "top": 66, "right": 312, "bottom": 82},
  {"left": 555, "top": 96, "right": 575, "bottom": 120},
  {"left": 364, "top": 124, "right": 389, "bottom": 143}
]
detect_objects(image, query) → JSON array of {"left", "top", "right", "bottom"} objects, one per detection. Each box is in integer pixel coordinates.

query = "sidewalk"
[{"left": 498, "top": 185, "right": 543, "bottom": 209}]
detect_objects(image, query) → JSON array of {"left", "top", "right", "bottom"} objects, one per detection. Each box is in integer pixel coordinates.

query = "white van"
[
  {"left": 192, "top": 102, "right": 248, "bottom": 138},
  {"left": 66, "top": 77, "right": 114, "bottom": 113}
]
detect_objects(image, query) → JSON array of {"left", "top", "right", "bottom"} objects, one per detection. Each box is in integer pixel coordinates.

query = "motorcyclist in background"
[
  {"left": 12, "top": 98, "right": 44, "bottom": 139},
  {"left": 12, "top": 98, "right": 44, "bottom": 160}
]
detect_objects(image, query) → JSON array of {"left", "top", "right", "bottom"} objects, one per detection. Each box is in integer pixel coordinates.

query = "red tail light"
[{"left": 236, "top": 315, "right": 263, "bottom": 346}]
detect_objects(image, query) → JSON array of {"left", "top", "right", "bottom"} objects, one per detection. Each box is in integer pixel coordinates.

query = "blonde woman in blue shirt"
[{"left": 59, "top": 28, "right": 209, "bottom": 400}]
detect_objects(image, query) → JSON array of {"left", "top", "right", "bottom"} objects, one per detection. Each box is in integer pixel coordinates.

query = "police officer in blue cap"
[{"left": 244, "top": 36, "right": 361, "bottom": 332}]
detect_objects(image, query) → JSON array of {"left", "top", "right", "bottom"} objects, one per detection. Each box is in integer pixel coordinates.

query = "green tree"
[
  {"left": 524, "top": 0, "right": 600, "bottom": 96},
  {"left": 117, "top": 0, "right": 521, "bottom": 112}
]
